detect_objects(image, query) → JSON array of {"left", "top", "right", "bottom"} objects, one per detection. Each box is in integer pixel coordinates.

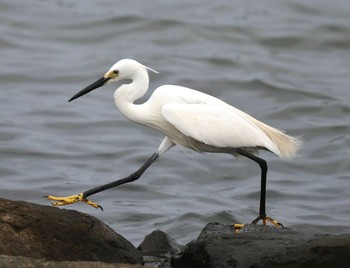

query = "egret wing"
[{"left": 162, "top": 103, "right": 275, "bottom": 150}]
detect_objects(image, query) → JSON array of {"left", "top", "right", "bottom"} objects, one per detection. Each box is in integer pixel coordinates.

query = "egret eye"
[{"left": 113, "top": 70, "right": 119, "bottom": 75}]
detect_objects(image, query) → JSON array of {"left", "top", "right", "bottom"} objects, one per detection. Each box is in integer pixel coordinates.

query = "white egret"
[{"left": 46, "top": 59, "right": 301, "bottom": 229}]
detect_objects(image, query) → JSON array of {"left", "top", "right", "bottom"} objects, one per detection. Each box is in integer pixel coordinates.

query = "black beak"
[{"left": 69, "top": 76, "right": 110, "bottom": 102}]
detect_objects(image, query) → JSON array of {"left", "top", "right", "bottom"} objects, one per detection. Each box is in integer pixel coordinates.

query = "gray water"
[{"left": 1, "top": 0, "right": 350, "bottom": 245}]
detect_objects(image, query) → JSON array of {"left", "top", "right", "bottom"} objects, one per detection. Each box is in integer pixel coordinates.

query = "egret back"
[{"left": 151, "top": 85, "right": 301, "bottom": 158}]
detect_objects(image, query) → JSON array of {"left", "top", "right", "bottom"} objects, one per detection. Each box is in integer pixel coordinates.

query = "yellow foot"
[
  {"left": 233, "top": 223, "right": 245, "bottom": 234},
  {"left": 252, "top": 215, "right": 284, "bottom": 227},
  {"left": 233, "top": 216, "right": 283, "bottom": 234},
  {"left": 44, "top": 193, "right": 103, "bottom": 210}
]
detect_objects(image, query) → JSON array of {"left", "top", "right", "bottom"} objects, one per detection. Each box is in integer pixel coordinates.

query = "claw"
[
  {"left": 252, "top": 215, "right": 284, "bottom": 227},
  {"left": 44, "top": 193, "right": 103, "bottom": 211},
  {"left": 234, "top": 215, "right": 284, "bottom": 234},
  {"left": 233, "top": 223, "right": 245, "bottom": 234}
]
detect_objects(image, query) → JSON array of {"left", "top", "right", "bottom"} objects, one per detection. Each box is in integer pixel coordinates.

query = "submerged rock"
[
  {"left": 0, "top": 198, "right": 143, "bottom": 264},
  {"left": 138, "top": 230, "right": 183, "bottom": 267}
]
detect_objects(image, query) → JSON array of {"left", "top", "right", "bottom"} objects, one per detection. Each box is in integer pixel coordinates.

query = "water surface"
[{"left": 1, "top": 0, "right": 349, "bottom": 245}]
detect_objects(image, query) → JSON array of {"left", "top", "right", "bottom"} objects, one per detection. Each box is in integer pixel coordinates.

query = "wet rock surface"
[{"left": 1, "top": 198, "right": 350, "bottom": 268}]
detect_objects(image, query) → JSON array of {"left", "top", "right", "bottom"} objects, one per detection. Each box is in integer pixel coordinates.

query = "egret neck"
[{"left": 114, "top": 67, "right": 149, "bottom": 124}]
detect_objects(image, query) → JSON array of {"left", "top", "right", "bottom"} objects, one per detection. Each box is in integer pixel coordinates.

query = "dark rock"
[
  {"left": 138, "top": 230, "right": 183, "bottom": 257},
  {"left": 0, "top": 255, "right": 145, "bottom": 268},
  {"left": 138, "top": 230, "right": 183, "bottom": 267},
  {"left": 3, "top": 197, "right": 350, "bottom": 268},
  {"left": 171, "top": 222, "right": 350, "bottom": 268},
  {"left": 0, "top": 198, "right": 143, "bottom": 264}
]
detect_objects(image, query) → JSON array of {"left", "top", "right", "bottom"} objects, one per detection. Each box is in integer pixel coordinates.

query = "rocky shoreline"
[{"left": 1, "top": 198, "right": 349, "bottom": 268}]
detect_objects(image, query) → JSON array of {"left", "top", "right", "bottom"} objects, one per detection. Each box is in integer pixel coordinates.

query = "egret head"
[{"left": 68, "top": 59, "right": 157, "bottom": 102}]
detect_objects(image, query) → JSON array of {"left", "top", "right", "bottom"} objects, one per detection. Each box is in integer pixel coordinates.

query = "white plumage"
[
  {"left": 46, "top": 58, "right": 301, "bottom": 228},
  {"left": 110, "top": 59, "right": 300, "bottom": 158}
]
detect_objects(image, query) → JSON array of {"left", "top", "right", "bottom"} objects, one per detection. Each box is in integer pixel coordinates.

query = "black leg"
[
  {"left": 46, "top": 152, "right": 159, "bottom": 209},
  {"left": 83, "top": 152, "right": 159, "bottom": 198},
  {"left": 235, "top": 149, "right": 267, "bottom": 220}
]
